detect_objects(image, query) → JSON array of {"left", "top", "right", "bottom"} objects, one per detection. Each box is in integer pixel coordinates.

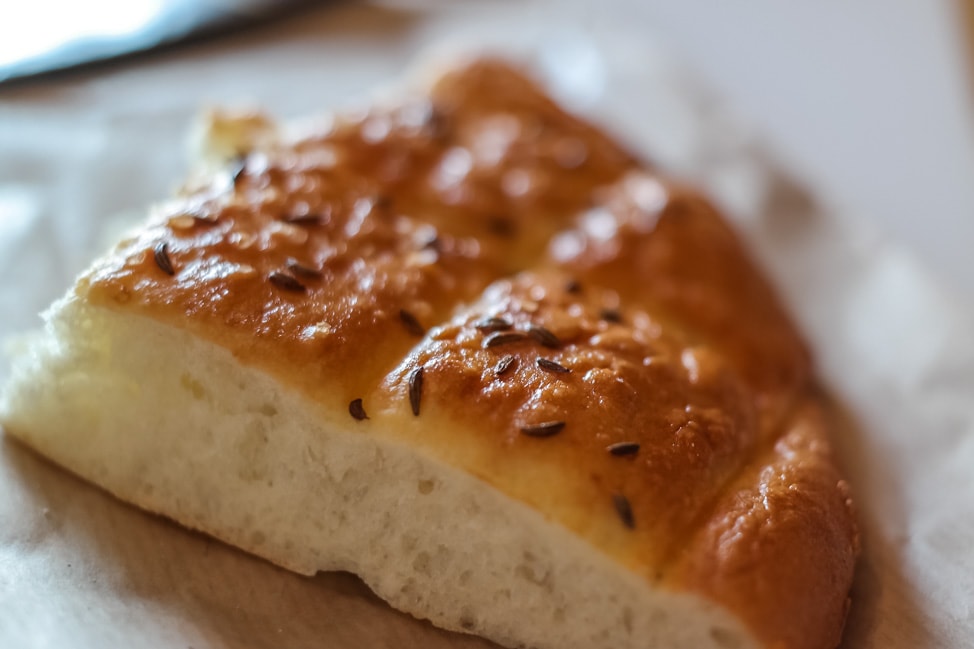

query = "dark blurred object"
[{"left": 0, "top": 0, "right": 321, "bottom": 84}]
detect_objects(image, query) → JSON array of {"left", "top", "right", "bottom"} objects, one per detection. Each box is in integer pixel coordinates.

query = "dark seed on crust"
[
  {"left": 565, "top": 279, "right": 581, "bottom": 294},
  {"left": 408, "top": 366, "right": 424, "bottom": 416},
  {"left": 612, "top": 493, "right": 635, "bottom": 529},
  {"left": 607, "top": 442, "right": 640, "bottom": 456},
  {"left": 348, "top": 399, "right": 368, "bottom": 421},
  {"left": 599, "top": 308, "right": 623, "bottom": 323},
  {"left": 230, "top": 157, "right": 247, "bottom": 185},
  {"left": 493, "top": 354, "right": 517, "bottom": 377},
  {"left": 283, "top": 213, "right": 323, "bottom": 226},
  {"left": 483, "top": 331, "right": 527, "bottom": 348},
  {"left": 487, "top": 216, "right": 516, "bottom": 238},
  {"left": 268, "top": 272, "right": 306, "bottom": 292},
  {"left": 528, "top": 325, "right": 561, "bottom": 349},
  {"left": 536, "top": 357, "right": 571, "bottom": 374},
  {"left": 520, "top": 421, "right": 566, "bottom": 437},
  {"left": 474, "top": 316, "right": 513, "bottom": 333},
  {"left": 287, "top": 259, "right": 323, "bottom": 280},
  {"left": 427, "top": 104, "right": 449, "bottom": 140},
  {"left": 153, "top": 242, "right": 175, "bottom": 276},
  {"left": 399, "top": 309, "right": 426, "bottom": 337},
  {"left": 419, "top": 233, "right": 441, "bottom": 252}
]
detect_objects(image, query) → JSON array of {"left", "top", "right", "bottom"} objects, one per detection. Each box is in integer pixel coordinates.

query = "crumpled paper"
[{"left": 1, "top": 2, "right": 972, "bottom": 648}]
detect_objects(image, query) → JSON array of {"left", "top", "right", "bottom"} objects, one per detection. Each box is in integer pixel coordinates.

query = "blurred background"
[
  {"left": 633, "top": 0, "right": 974, "bottom": 299},
  {"left": 1, "top": 0, "right": 972, "bottom": 296}
]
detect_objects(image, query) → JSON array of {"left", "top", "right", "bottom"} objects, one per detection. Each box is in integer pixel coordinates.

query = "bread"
[{"left": 0, "top": 59, "right": 858, "bottom": 649}]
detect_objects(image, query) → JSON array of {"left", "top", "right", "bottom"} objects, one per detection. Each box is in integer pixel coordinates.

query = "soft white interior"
[{"left": 0, "top": 296, "right": 758, "bottom": 649}]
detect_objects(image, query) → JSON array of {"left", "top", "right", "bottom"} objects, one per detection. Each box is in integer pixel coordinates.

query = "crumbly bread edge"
[{"left": 0, "top": 295, "right": 758, "bottom": 649}]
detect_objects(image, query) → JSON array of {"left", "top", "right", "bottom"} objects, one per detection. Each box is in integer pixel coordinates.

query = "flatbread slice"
[{"left": 0, "top": 59, "right": 858, "bottom": 649}]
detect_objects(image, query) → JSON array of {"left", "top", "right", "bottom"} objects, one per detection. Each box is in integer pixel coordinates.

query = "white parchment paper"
[{"left": 1, "top": 2, "right": 972, "bottom": 647}]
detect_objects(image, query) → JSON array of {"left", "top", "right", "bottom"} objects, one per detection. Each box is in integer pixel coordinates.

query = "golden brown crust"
[
  {"left": 84, "top": 60, "right": 635, "bottom": 409},
  {"left": 670, "top": 399, "right": 859, "bottom": 649},
  {"left": 548, "top": 181, "right": 812, "bottom": 430},
  {"left": 81, "top": 58, "right": 857, "bottom": 647},
  {"left": 373, "top": 269, "right": 759, "bottom": 572}
]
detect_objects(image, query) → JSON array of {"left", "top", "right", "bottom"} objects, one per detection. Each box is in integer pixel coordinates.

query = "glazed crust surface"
[{"left": 83, "top": 60, "right": 857, "bottom": 649}]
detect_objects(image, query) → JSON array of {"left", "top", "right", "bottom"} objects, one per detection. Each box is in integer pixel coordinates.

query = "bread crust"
[
  {"left": 672, "top": 399, "right": 859, "bottom": 649},
  {"left": 4, "top": 59, "right": 857, "bottom": 649}
]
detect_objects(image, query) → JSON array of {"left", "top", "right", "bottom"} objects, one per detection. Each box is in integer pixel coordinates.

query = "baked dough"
[{"left": 0, "top": 59, "right": 858, "bottom": 649}]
